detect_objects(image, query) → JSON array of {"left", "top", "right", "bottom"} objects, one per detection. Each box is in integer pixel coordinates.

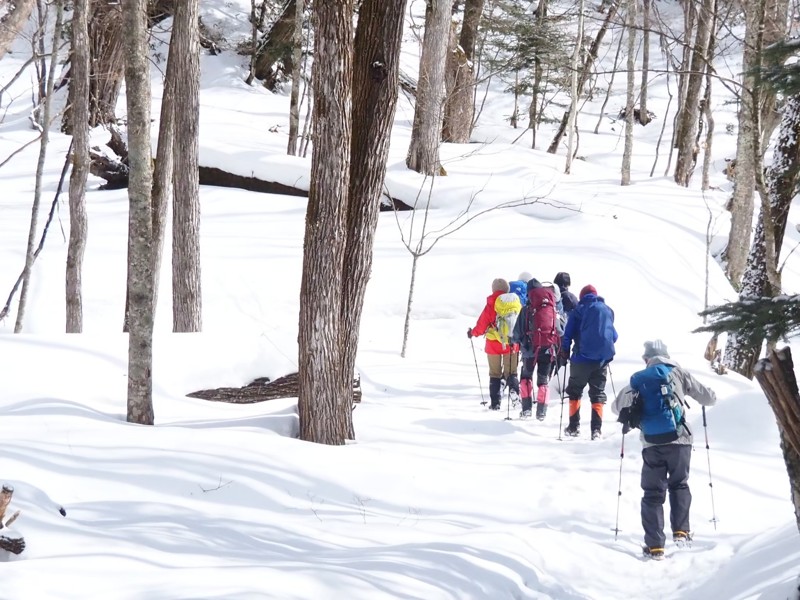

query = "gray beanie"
[
  {"left": 492, "top": 278, "right": 510, "bottom": 293},
  {"left": 643, "top": 339, "right": 670, "bottom": 361},
  {"left": 518, "top": 271, "right": 532, "bottom": 283}
]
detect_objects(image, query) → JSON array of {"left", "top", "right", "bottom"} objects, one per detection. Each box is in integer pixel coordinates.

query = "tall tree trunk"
[
  {"left": 673, "top": 0, "right": 714, "bottom": 186},
  {"left": 338, "top": 0, "right": 408, "bottom": 442},
  {"left": 66, "top": 0, "right": 90, "bottom": 333},
  {"left": 124, "top": 0, "right": 155, "bottom": 425},
  {"left": 0, "top": 0, "right": 35, "bottom": 61},
  {"left": 700, "top": 0, "right": 719, "bottom": 191},
  {"left": 621, "top": 0, "right": 635, "bottom": 185},
  {"left": 725, "top": 94, "right": 800, "bottom": 378},
  {"left": 639, "top": 0, "right": 650, "bottom": 124},
  {"left": 406, "top": 0, "right": 451, "bottom": 175},
  {"left": 287, "top": 0, "right": 305, "bottom": 155},
  {"left": 565, "top": 0, "right": 585, "bottom": 174},
  {"left": 723, "top": 0, "right": 760, "bottom": 285},
  {"left": 547, "top": 1, "right": 618, "bottom": 154},
  {"left": 442, "top": 0, "right": 484, "bottom": 142},
  {"left": 673, "top": 0, "right": 696, "bottom": 149},
  {"left": 529, "top": 0, "right": 547, "bottom": 148},
  {"left": 753, "top": 348, "right": 800, "bottom": 534},
  {"left": 171, "top": 0, "right": 202, "bottom": 333},
  {"left": 298, "top": 0, "right": 354, "bottom": 445},
  {"left": 15, "top": 1, "right": 63, "bottom": 333}
]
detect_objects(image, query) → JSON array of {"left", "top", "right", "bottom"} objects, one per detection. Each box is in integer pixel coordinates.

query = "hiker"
[
  {"left": 468, "top": 278, "right": 521, "bottom": 410},
  {"left": 509, "top": 272, "right": 532, "bottom": 307},
  {"left": 611, "top": 340, "right": 717, "bottom": 561},
  {"left": 558, "top": 284, "right": 617, "bottom": 439},
  {"left": 511, "top": 279, "right": 560, "bottom": 420},
  {"left": 554, "top": 272, "right": 579, "bottom": 314}
]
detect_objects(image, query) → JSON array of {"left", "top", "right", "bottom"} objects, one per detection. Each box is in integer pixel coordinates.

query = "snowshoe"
[
  {"left": 489, "top": 403, "right": 501, "bottom": 411},
  {"left": 591, "top": 429, "right": 602, "bottom": 440},
  {"left": 564, "top": 425, "right": 580, "bottom": 437},
  {"left": 520, "top": 409, "right": 533, "bottom": 419},
  {"left": 673, "top": 531, "right": 693, "bottom": 548},
  {"left": 642, "top": 546, "right": 665, "bottom": 561},
  {"left": 509, "top": 389, "right": 521, "bottom": 408},
  {"left": 535, "top": 403, "right": 546, "bottom": 421}
]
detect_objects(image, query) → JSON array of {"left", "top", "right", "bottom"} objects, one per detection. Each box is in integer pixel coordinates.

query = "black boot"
[
  {"left": 520, "top": 397, "right": 533, "bottom": 418},
  {"left": 489, "top": 377, "right": 502, "bottom": 410}
]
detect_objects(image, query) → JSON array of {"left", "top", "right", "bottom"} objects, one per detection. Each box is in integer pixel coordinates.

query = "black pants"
[
  {"left": 641, "top": 444, "right": 692, "bottom": 548},
  {"left": 565, "top": 360, "right": 607, "bottom": 430},
  {"left": 520, "top": 346, "right": 554, "bottom": 387}
]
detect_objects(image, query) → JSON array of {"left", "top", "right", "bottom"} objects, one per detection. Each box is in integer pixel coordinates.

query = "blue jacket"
[
  {"left": 509, "top": 280, "right": 528, "bottom": 307},
  {"left": 561, "top": 293, "right": 617, "bottom": 363}
]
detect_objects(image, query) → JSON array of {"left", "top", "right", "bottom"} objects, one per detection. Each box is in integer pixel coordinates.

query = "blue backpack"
[
  {"left": 509, "top": 280, "right": 528, "bottom": 307},
  {"left": 629, "top": 364, "right": 688, "bottom": 444},
  {"left": 577, "top": 300, "right": 615, "bottom": 362}
]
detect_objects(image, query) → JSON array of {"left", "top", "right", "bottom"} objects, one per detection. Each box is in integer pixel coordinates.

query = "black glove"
[
  {"left": 557, "top": 350, "right": 569, "bottom": 368},
  {"left": 467, "top": 328, "right": 473, "bottom": 339}
]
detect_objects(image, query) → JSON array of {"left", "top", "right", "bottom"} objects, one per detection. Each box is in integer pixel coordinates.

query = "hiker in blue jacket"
[
  {"left": 611, "top": 340, "right": 717, "bottom": 560},
  {"left": 558, "top": 284, "right": 617, "bottom": 439}
]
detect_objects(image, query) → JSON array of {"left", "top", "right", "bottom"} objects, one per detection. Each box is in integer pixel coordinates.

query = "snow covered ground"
[{"left": 0, "top": 1, "right": 799, "bottom": 598}]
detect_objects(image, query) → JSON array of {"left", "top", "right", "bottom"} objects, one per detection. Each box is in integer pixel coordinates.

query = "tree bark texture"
[
  {"left": 724, "top": 1, "right": 759, "bottom": 285},
  {"left": 253, "top": 0, "right": 297, "bottom": 87},
  {"left": 639, "top": 0, "right": 651, "bottom": 124},
  {"left": 547, "top": 1, "right": 618, "bottom": 154},
  {"left": 298, "top": 0, "right": 354, "bottom": 445},
  {"left": 0, "top": 0, "right": 35, "bottom": 61},
  {"left": 753, "top": 347, "right": 800, "bottom": 534},
  {"left": 123, "top": 0, "right": 155, "bottom": 425},
  {"left": 565, "top": 0, "right": 584, "bottom": 174},
  {"left": 406, "top": 0, "right": 451, "bottom": 175},
  {"left": 66, "top": 0, "right": 90, "bottom": 333},
  {"left": 442, "top": 0, "right": 484, "bottom": 143},
  {"left": 673, "top": 0, "right": 713, "bottom": 186},
  {"left": 621, "top": 0, "right": 635, "bottom": 186},
  {"left": 15, "top": 1, "right": 62, "bottom": 333},
  {"left": 725, "top": 94, "right": 800, "bottom": 378},
  {"left": 171, "top": 0, "right": 202, "bottom": 333},
  {"left": 673, "top": 0, "right": 696, "bottom": 149},
  {"left": 287, "top": 0, "right": 305, "bottom": 155},
  {"left": 338, "top": 0, "right": 409, "bottom": 442},
  {"left": 529, "top": 0, "right": 548, "bottom": 148}
]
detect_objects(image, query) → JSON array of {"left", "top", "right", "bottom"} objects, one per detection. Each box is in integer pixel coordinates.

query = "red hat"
[{"left": 579, "top": 284, "right": 597, "bottom": 299}]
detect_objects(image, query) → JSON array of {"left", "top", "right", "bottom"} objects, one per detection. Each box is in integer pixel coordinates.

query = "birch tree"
[
  {"left": 298, "top": 0, "right": 355, "bottom": 445},
  {"left": 287, "top": 0, "right": 305, "bottom": 155},
  {"left": 442, "top": 0, "right": 484, "bottom": 143},
  {"left": 406, "top": 0, "right": 451, "bottom": 175},
  {"left": 621, "top": 0, "right": 635, "bottom": 186},
  {"left": 123, "top": 0, "right": 155, "bottom": 425},
  {"left": 171, "top": 0, "right": 202, "bottom": 333},
  {"left": 66, "top": 0, "right": 90, "bottom": 333}
]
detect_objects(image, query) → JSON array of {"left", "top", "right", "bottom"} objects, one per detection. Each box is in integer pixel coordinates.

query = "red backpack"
[{"left": 527, "top": 287, "right": 559, "bottom": 349}]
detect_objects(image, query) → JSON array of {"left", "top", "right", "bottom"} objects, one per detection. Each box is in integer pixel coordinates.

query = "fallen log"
[{"left": 187, "top": 371, "right": 362, "bottom": 404}]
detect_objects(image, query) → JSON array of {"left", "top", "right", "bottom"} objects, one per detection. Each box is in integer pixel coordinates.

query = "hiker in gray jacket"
[{"left": 611, "top": 339, "right": 717, "bottom": 560}]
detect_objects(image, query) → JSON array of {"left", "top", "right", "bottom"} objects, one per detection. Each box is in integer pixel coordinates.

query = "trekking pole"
[
  {"left": 470, "top": 338, "right": 487, "bottom": 406},
  {"left": 613, "top": 430, "right": 626, "bottom": 541},
  {"left": 504, "top": 384, "right": 513, "bottom": 421},
  {"left": 557, "top": 363, "right": 568, "bottom": 440},
  {"left": 702, "top": 406, "right": 719, "bottom": 529}
]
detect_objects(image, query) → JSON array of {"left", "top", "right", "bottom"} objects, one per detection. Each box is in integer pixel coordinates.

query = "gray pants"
[{"left": 641, "top": 444, "right": 692, "bottom": 548}]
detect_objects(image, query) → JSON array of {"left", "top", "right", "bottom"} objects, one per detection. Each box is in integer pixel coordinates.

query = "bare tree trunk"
[
  {"left": 253, "top": 0, "right": 297, "bottom": 88},
  {"left": 66, "top": 0, "right": 90, "bottom": 333},
  {"left": 339, "top": 0, "right": 408, "bottom": 441},
  {"left": 298, "top": 0, "right": 354, "bottom": 445},
  {"left": 547, "top": 1, "right": 618, "bottom": 154},
  {"left": 594, "top": 30, "right": 624, "bottom": 134},
  {"left": 725, "top": 94, "right": 800, "bottom": 378},
  {"left": 406, "top": 0, "right": 451, "bottom": 175},
  {"left": 529, "top": 0, "right": 547, "bottom": 148},
  {"left": 124, "top": 0, "right": 155, "bottom": 425},
  {"left": 672, "top": 0, "right": 696, "bottom": 149},
  {"left": 86, "top": 2, "right": 125, "bottom": 129},
  {"left": 700, "top": 3, "right": 718, "bottom": 191},
  {"left": 639, "top": 0, "right": 651, "bottom": 124},
  {"left": 621, "top": 0, "right": 635, "bottom": 186},
  {"left": 171, "top": 0, "right": 202, "bottom": 333},
  {"left": 287, "top": 0, "right": 305, "bottom": 155},
  {"left": 673, "top": 0, "right": 714, "bottom": 186},
  {"left": 723, "top": 1, "right": 759, "bottom": 285},
  {"left": 566, "top": 0, "right": 585, "bottom": 174},
  {"left": 442, "top": 0, "right": 484, "bottom": 142},
  {"left": 753, "top": 347, "right": 800, "bottom": 533},
  {"left": 401, "top": 253, "right": 419, "bottom": 358},
  {"left": 0, "top": 0, "right": 35, "bottom": 61},
  {"left": 15, "top": 1, "right": 62, "bottom": 333}
]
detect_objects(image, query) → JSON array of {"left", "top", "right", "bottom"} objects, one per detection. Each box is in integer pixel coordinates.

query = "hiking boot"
[
  {"left": 673, "top": 531, "right": 693, "bottom": 547},
  {"left": 520, "top": 409, "right": 533, "bottom": 419},
  {"left": 591, "top": 429, "right": 602, "bottom": 440},
  {"left": 564, "top": 425, "right": 580, "bottom": 437},
  {"left": 489, "top": 403, "right": 501, "bottom": 411},
  {"left": 509, "top": 389, "right": 521, "bottom": 408},
  {"left": 642, "top": 546, "right": 665, "bottom": 561},
  {"left": 535, "top": 402, "right": 547, "bottom": 421}
]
